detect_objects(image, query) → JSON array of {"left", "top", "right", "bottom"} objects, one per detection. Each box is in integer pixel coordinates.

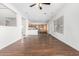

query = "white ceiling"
[
  {"left": 10, "top": 3, "right": 65, "bottom": 23},
  {"left": 0, "top": 3, "right": 16, "bottom": 18}
]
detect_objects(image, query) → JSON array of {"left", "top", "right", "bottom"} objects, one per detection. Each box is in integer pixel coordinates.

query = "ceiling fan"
[{"left": 29, "top": 3, "right": 51, "bottom": 10}]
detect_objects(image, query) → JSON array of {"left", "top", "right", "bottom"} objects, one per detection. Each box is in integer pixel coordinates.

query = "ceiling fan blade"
[
  {"left": 42, "top": 3, "right": 51, "bottom": 5},
  {"left": 30, "top": 4, "right": 36, "bottom": 7},
  {"left": 39, "top": 6, "right": 42, "bottom": 10}
]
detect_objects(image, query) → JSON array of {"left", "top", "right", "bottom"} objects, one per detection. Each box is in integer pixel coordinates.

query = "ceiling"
[
  {"left": 0, "top": 3, "right": 16, "bottom": 18},
  {"left": 10, "top": 3, "right": 65, "bottom": 23}
]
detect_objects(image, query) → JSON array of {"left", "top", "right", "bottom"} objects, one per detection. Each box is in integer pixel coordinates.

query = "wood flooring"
[{"left": 0, "top": 33, "right": 79, "bottom": 56}]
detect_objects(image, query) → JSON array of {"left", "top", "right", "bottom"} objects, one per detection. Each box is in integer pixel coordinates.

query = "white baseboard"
[
  {"left": 0, "top": 38, "right": 21, "bottom": 50},
  {"left": 49, "top": 33, "right": 79, "bottom": 51}
]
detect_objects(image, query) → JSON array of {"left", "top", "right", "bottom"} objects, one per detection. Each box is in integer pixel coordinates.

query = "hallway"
[{"left": 0, "top": 33, "right": 79, "bottom": 56}]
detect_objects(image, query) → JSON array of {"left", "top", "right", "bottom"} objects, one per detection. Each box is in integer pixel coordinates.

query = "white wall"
[
  {"left": 0, "top": 4, "right": 23, "bottom": 50},
  {"left": 48, "top": 3, "right": 79, "bottom": 51},
  {"left": 25, "top": 19, "right": 29, "bottom": 36},
  {"left": 0, "top": 14, "right": 23, "bottom": 49}
]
